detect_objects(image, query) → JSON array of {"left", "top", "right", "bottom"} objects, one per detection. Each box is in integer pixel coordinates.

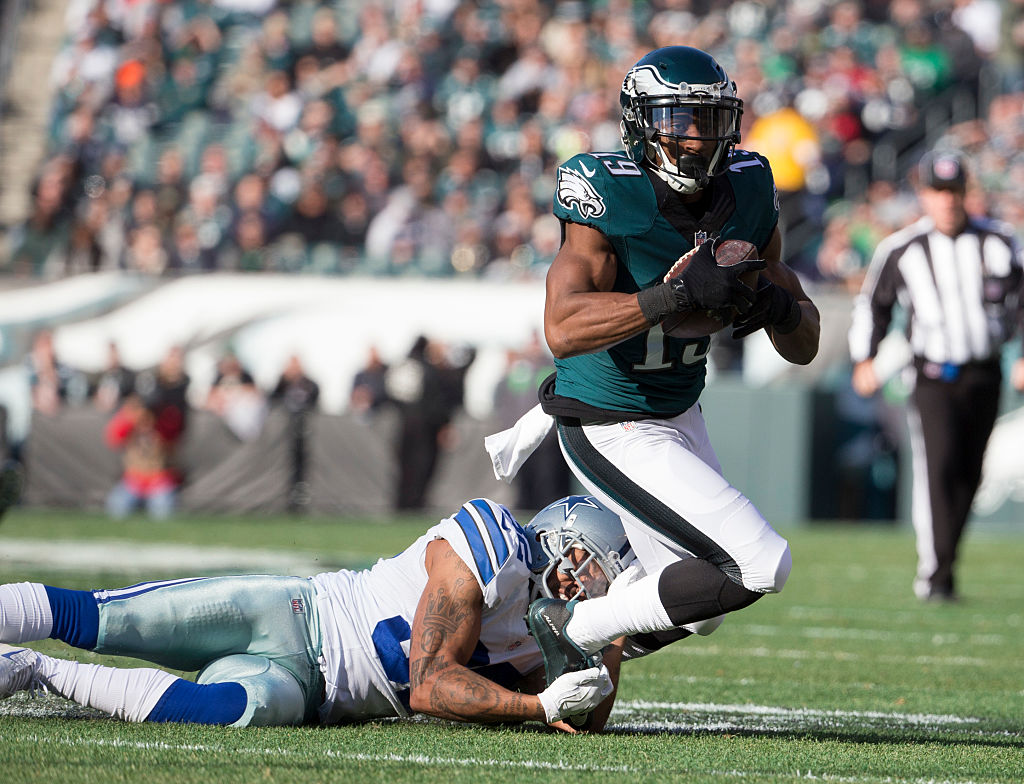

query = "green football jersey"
[{"left": 550, "top": 150, "right": 779, "bottom": 417}]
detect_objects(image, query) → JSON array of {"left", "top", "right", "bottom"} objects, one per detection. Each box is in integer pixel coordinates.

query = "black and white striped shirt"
[{"left": 849, "top": 216, "right": 1023, "bottom": 365}]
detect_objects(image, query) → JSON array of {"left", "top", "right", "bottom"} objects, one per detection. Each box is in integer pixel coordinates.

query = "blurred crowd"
[
  {"left": 19, "top": 326, "right": 489, "bottom": 516},
  {"left": 5, "top": 0, "right": 1023, "bottom": 286}
]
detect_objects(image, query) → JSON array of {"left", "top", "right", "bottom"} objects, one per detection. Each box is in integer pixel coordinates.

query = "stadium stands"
[{"left": 1, "top": 0, "right": 1020, "bottom": 284}]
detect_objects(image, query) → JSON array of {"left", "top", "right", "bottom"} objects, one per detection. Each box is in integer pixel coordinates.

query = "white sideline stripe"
[
  {"left": 614, "top": 701, "right": 979, "bottom": 726},
  {"left": 679, "top": 643, "right": 993, "bottom": 668},
  {"left": 2, "top": 695, "right": 987, "bottom": 731},
  {"left": 0, "top": 538, "right": 330, "bottom": 575},
  {"left": 6, "top": 734, "right": 1001, "bottom": 784},
  {"left": 735, "top": 623, "right": 1007, "bottom": 646},
  {"left": 787, "top": 604, "right": 1024, "bottom": 628}
]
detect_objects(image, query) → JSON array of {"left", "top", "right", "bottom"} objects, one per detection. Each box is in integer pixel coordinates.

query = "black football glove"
[
  {"left": 731, "top": 279, "right": 802, "bottom": 339},
  {"left": 637, "top": 240, "right": 765, "bottom": 323}
]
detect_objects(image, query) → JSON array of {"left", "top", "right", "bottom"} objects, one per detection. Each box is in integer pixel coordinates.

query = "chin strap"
[{"left": 652, "top": 164, "right": 701, "bottom": 195}]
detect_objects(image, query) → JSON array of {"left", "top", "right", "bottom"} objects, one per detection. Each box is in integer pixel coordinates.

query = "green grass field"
[{"left": 2, "top": 509, "right": 1023, "bottom": 784}]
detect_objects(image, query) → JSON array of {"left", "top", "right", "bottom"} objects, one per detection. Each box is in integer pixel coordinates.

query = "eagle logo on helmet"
[
  {"left": 624, "top": 64, "right": 731, "bottom": 103},
  {"left": 619, "top": 46, "right": 743, "bottom": 195},
  {"left": 555, "top": 165, "right": 606, "bottom": 220}
]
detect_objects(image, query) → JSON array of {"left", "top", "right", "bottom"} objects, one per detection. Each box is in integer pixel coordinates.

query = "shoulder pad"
[
  {"left": 435, "top": 499, "right": 532, "bottom": 603},
  {"left": 725, "top": 150, "right": 774, "bottom": 178},
  {"left": 553, "top": 152, "right": 656, "bottom": 237},
  {"left": 717, "top": 150, "right": 780, "bottom": 250}
]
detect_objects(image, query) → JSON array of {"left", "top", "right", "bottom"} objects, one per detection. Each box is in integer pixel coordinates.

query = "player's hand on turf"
[
  {"left": 669, "top": 241, "right": 764, "bottom": 313},
  {"left": 731, "top": 279, "right": 802, "bottom": 338},
  {"left": 537, "top": 664, "right": 614, "bottom": 724}
]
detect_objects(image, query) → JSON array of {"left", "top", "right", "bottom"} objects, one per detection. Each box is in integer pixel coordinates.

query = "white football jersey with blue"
[{"left": 311, "top": 499, "right": 542, "bottom": 724}]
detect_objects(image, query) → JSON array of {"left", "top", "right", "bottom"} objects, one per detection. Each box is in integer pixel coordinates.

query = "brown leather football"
[{"left": 660, "top": 239, "right": 761, "bottom": 339}]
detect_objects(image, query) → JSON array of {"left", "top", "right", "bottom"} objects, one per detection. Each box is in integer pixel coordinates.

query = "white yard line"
[
  {"left": 6, "top": 731, "right": 634, "bottom": 773},
  {"left": 1, "top": 731, "right": 1009, "bottom": 784},
  {"left": 613, "top": 701, "right": 980, "bottom": 726},
  {"left": 0, "top": 695, "right": 988, "bottom": 731},
  {"left": 3, "top": 691, "right": 1008, "bottom": 741}
]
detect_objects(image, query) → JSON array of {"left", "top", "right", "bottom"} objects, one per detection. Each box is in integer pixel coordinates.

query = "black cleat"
[
  {"left": 525, "top": 597, "right": 596, "bottom": 686},
  {"left": 526, "top": 598, "right": 600, "bottom": 729}
]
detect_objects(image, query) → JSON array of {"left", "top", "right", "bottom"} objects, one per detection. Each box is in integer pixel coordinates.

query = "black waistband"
[
  {"left": 537, "top": 372, "right": 686, "bottom": 422},
  {"left": 913, "top": 357, "right": 999, "bottom": 370},
  {"left": 913, "top": 356, "right": 1001, "bottom": 383}
]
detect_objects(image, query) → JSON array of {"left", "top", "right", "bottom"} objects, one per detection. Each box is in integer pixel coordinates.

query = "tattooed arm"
[{"left": 407, "top": 539, "right": 546, "bottom": 724}]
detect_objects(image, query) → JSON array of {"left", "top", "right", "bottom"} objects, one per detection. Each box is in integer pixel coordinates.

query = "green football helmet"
[{"left": 620, "top": 46, "right": 743, "bottom": 195}]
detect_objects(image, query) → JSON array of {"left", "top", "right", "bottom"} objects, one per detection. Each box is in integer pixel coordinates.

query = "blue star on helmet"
[{"left": 550, "top": 495, "right": 602, "bottom": 520}]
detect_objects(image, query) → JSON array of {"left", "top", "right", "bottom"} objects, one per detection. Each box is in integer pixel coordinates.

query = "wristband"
[{"left": 637, "top": 282, "right": 677, "bottom": 324}]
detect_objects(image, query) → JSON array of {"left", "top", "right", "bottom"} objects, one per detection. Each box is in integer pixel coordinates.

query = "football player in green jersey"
[{"left": 522, "top": 46, "right": 821, "bottom": 682}]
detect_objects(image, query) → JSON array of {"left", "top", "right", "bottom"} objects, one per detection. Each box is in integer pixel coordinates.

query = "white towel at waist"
[{"left": 484, "top": 403, "right": 555, "bottom": 483}]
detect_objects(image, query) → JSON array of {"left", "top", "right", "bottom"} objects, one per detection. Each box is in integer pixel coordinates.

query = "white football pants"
[{"left": 556, "top": 406, "right": 792, "bottom": 602}]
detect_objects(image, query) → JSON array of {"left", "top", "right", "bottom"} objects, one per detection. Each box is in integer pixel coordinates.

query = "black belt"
[{"left": 913, "top": 357, "right": 999, "bottom": 382}]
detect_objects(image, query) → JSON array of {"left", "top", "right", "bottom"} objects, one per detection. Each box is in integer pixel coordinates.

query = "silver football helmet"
[{"left": 525, "top": 495, "right": 635, "bottom": 601}]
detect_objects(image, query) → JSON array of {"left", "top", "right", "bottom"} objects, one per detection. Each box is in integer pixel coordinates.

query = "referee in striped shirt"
[{"left": 849, "top": 149, "right": 1024, "bottom": 602}]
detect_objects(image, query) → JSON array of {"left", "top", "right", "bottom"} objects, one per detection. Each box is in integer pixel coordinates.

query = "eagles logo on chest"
[{"left": 556, "top": 164, "right": 606, "bottom": 220}]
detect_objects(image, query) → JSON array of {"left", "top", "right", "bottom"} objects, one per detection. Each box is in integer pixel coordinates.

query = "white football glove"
[{"left": 536, "top": 664, "right": 614, "bottom": 724}]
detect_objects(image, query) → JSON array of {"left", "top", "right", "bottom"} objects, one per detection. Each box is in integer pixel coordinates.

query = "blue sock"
[
  {"left": 146, "top": 679, "right": 248, "bottom": 725},
  {"left": 44, "top": 586, "right": 99, "bottom": 649}
]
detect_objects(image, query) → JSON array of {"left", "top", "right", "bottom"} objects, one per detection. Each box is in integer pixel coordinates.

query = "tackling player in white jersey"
[{"left": 0, "top": 496, "right": 635, "bottom": 732}]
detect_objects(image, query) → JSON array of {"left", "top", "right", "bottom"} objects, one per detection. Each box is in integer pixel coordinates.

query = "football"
[{"left": 660, "top": 239, "right": 761, "bottom": 339}]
